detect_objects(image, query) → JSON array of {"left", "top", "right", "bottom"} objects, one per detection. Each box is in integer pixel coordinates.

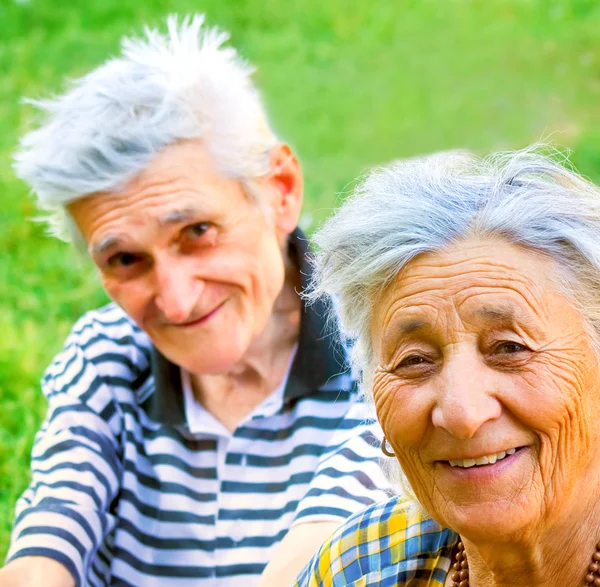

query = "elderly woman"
[{"left": 295, "top": 147, "right": 600, "bottom": 587}]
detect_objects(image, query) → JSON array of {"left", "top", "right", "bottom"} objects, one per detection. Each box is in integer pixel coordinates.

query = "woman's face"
[{"left": 371, "top": 238, "right": 600, "bottom": 541}]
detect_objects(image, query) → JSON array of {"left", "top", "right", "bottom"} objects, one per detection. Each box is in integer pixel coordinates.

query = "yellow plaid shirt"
[{"left": 294, "top": 496, "right": 458, "bottom": 586}]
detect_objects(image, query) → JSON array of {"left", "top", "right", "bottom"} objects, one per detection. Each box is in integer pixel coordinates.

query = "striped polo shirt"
[{"left": 6, "top": 232, "right": 391, "bottom": 587}]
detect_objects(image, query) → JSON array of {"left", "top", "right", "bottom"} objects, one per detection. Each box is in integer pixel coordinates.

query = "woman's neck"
[{"left": 457, "top": 490, "right": 600, "bottom": 587}]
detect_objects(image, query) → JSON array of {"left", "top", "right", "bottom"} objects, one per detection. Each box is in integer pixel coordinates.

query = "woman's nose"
[{"left": 431, "top": 351, "right": 502, "bottom": 439}]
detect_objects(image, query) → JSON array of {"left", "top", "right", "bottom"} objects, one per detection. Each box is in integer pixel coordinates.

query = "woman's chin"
[
  {"left": 422, "top": 446, "right": 539, "bottom": 539},
  {"left": 438, "top": 502, "right": 535, "bottom": 542}
]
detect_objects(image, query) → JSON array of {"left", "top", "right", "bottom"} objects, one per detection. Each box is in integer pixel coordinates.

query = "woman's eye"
[
  {"left": 398, "top": 355, "right": 429, "bottom": 368},
  {"left": 494, "top": 341, "right": 528, "bottom": 355}
]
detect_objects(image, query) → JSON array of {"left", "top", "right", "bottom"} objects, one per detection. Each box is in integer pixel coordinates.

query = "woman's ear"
[{"left": 266, "top": 143, "right": 304, "bottom": 235}]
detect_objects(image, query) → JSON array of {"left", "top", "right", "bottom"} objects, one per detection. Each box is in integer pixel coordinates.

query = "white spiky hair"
[{"left": 14, "top": 14, "right": 277, "bottom": 242}]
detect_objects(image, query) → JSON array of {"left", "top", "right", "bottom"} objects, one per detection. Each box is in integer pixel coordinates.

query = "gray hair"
[
  {"left": 310, "top": 146, "right": 600, "bottom": 499},
  {"left": 14, "top": 14, "right": 277, "bottom": 243}
]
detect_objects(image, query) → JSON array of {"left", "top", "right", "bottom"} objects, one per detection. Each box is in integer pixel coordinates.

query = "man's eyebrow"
[
  {"left": 90, "top": 207, "right": 209, "bottom": 256},
  {"left": 91, "top": 235, "right": 126, "bottom": 257},
  {"left": 158, "top": 207, "right": 204, "bottom": 226}
]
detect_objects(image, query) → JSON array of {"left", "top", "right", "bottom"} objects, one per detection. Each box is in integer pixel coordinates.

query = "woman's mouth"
[{"left": 447, "top": 447, "right": 520, "bottom": 468}]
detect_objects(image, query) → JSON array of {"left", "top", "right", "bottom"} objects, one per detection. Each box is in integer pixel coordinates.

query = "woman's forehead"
[{"left": 371, "top": 238, "right": 567, "bottom": 337}]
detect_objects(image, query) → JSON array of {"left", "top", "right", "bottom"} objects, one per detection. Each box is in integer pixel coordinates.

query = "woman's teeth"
[{"left": 449, "top": 448, "right": 517, "bottom": 468}]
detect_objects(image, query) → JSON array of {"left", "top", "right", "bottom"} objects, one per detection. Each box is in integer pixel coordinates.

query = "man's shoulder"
[
  {"left": 67, "top": 302, "right": 147, "bottom": 346},
  {"left": 61, "top": 302, "right": 152, "bottom": 362},
  {"left": 43, "top": 303, "right": 154, "bottom": 401}
]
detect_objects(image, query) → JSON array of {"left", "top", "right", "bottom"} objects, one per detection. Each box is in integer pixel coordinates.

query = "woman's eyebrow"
[
  {"left": 391, "top": 307, "right": 523, "bottom": 335},
  {"left": 475, "top": 306, "right": 516, "bottom": 323},
  {"left": 384, "top": 318, "right": 430, "bottom": 341},
  {"left": 474, "top": 305, "right": 544, "bottom": 336},
  {"left": 399, "top": 319, "right": 429, "bottom": 334}
]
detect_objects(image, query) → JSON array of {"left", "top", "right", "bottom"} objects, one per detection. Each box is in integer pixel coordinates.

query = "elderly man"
[{"left": 0, "top": 14, "right": 390, "bottom": 587}]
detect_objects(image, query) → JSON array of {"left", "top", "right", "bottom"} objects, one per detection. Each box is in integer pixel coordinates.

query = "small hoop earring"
[{"left": 381, "top": 437, "right": 395, "bottom": 457}]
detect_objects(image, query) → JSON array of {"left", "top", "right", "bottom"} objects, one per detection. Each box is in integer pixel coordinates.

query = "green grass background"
[{"left": 2, "top": 0, "right": 600, "bottom": 559}]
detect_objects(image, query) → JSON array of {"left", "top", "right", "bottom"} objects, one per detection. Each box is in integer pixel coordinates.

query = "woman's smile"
[
  {"left": 446, "top": 446, "right": 518, "bottom": 468},
  {"left": 436, "top": 446, "right": 529, "bottom": 482}
]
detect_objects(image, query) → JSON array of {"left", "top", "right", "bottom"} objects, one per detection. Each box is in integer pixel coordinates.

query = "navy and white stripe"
[{"left": 6, "top": 233, "right": 391, "bottom": 587}]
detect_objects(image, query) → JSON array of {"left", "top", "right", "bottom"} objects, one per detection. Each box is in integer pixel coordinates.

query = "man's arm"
[
  {"left": 0, "top": 557, "right": 75, "bottom": 587},
  {"left": 259, "top": 397, "right": 393, "bottom": 586},
  {"left": 5, "top": 310, "right": 130, "bottom": 586},
  {"left": 257, "top": 521, "right": 339, "bottom": 587},
  {"left": 5, "top": 388, "right": 122, "bottom": 586}
]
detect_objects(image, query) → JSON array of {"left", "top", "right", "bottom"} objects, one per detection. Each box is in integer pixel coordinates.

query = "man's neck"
[{"left": 190, "top": 272, "right": 302, "bottom": 433}]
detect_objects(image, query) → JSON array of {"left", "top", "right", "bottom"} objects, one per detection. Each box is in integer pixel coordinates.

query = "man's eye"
[
  {"left": 187, "top": 222, "right": 210, "bottom": 238},
  {"left": 494, "top": 341, "right": 528, "bottom": 355},
  {"left": 108, "top": 252, "right": 140, "bottom": 267}
]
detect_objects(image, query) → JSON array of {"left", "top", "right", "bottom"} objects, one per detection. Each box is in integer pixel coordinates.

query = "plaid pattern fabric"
[{"left": 294, "top": 496, "right": 458, "bottom": 587}]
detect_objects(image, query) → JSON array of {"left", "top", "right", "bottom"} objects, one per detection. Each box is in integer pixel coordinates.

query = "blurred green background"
[{"left": 2, "top": 0, "right": 600, "bottom": 558}]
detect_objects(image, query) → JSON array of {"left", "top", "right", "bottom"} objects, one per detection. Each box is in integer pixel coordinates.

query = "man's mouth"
[
  {"left": 177, "top": 301, "right": 226, "bottom": 327},
  {"left": 448, "top": 447, "right": 518, "bottom": 468}
]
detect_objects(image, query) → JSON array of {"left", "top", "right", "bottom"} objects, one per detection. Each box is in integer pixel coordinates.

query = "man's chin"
[{"left": 168, "top": 348, "right": 249, "bottom": 376}]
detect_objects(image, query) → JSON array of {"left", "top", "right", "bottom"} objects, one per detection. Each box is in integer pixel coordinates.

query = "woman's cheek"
[
  {"left": 513, "top": 351, "right": 595, "bottom": 500},
  {"left": 373, "top": 368, "right": 429, "bottom": 447},
  {"left": 372, "top": 369, "right": 403, "bottom": 432},
  {"left": 518, "top": 353, "right": 589, "bottom": 442}
]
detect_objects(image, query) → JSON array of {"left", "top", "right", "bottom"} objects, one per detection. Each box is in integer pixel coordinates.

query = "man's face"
[{"left": 68, "top": 141, "right": 302, "bottom": 374}]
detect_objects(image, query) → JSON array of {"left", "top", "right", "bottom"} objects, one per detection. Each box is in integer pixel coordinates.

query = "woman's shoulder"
[{"left": 294, "top": 495, "right": 457, "bottom": 586}]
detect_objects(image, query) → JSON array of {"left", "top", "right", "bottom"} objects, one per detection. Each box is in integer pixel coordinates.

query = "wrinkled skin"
[
  {"left": 69, "top": 140, "right": 302, "bottom": 378},
  {"left": 371, "top": 238, "right": 600, "bottom": 585}
]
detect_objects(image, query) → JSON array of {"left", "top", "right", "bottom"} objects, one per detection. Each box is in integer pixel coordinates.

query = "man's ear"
[{"left": 266, "top": 143, "right": 303, "bottom": 235}]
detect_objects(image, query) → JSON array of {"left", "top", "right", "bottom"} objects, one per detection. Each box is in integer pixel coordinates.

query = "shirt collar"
[{"left": 142, "top": 227, "right": 351, "bottom": 426}]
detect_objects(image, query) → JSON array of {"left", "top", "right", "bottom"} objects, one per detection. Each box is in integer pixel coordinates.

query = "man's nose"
[
  {"left": 154, "top": 259, "right": 203, "bottom": 324},
  {"left": 431, "top": 350, "right": 502, "bottom": 439}
]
